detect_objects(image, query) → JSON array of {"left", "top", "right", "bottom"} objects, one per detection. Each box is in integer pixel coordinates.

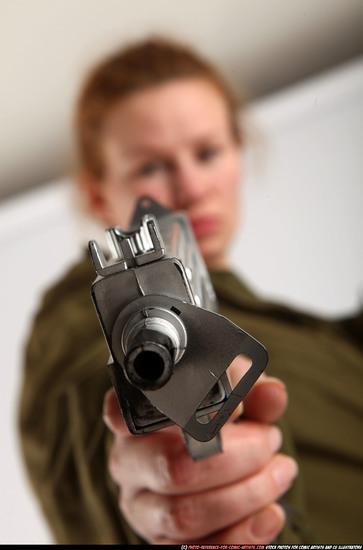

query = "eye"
[
  {"left": 197, "top": 145, "right": 220, "bottom": 163},
  {"left": 138, "top": 160, "right": 165, "bottom": 177}
]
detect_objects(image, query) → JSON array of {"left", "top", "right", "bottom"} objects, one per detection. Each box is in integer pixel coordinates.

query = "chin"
[{"left": 197, "top": 240, "right": 226, "bottom": 270}]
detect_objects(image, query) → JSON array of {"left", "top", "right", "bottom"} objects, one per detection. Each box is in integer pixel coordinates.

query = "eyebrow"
[
  {"left": 123, "top": 145, "right": 166, "bottom": 158},
  {"left": 123, "top": 132, "right": 225, "bottom": 158}
]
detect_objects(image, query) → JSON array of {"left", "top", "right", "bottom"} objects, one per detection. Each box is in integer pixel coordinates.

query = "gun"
[{"left": 89, "top": 197, "right": 268, "bottom": 460}]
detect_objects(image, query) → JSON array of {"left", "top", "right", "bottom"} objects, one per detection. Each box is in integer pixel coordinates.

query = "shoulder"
[
  {"left": 33, "top": 252, "right": 98, "bottom": 339},
  {"left": 24, "top": 253, "right": 106, "bottom": 381},
  {"left": 40, "top": 252, "right": 95, "bottom": 313}
]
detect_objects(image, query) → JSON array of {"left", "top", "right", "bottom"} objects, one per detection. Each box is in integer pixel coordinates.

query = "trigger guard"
[
  {"left": 140, "top": 299, "right": 268, "bottom": 440},
  {"left": 183, "top": 339, "right": 268, "bottom": 442}
]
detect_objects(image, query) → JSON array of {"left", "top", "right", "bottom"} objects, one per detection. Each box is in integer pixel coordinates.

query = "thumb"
[{"left": 103, "top": 387, "right": 130, "bottom": 435}]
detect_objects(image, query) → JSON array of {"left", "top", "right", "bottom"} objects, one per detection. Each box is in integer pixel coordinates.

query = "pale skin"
[{"left": 81, "top": 78, "right": 298, "bottom": 544}]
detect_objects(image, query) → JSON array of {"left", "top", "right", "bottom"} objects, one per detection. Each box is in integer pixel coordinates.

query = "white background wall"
[
  {"left": 1, "top": 57, "right": 362, "bottom": 543},
  {"left": 230, "top": 56, "right": 363, "bottom": 317},
  {"left": 2, "top": 0, "right": 363, "bottom": 198}
]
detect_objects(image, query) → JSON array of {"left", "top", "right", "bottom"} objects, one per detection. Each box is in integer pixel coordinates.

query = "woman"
[{"left": 19, "top": 37, "right": 363, "bottom": 545}]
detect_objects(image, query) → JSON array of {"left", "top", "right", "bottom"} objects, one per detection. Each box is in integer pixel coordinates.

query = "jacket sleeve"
[{"left": 18, "top": 286, "right": 144, "bottom": 544}]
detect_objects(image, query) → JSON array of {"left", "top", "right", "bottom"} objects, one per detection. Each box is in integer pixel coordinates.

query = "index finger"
[
  {"left": 243, "top": 375, "right": 288, "bottom": 423},
  {"left": 227, "top": 355, "right": 288, "bottom": 423}
]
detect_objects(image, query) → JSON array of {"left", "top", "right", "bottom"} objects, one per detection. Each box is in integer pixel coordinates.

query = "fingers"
[
  {"left": 108, "top": 420, "right": 283, "bottom": 496},
  {"left": 123, "top": 454, "right": 296, "bottom": 543},
  {"left": 243, "top": 375, "right": 288, "bottom": 423},
  {"left": 156, "top": 503, "right": 285, "bottom": 545},
  {"left": 104, "top": 379, "right": 293, "bottom": 545},
  {"left": 227, "top": 355, "right": 288, "bottom": 423}
]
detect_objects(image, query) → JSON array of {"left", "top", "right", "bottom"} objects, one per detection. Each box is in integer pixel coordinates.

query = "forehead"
[{"left": 102, "top": 78, "right": 231, "bottom": 150}]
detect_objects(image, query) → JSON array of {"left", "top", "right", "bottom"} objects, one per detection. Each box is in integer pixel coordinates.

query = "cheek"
[
  {"left": 216, "top": 153, "right": 241, "bottom": 204},
  {"left": 101, "top": 182, "right": 135, "bottom": 227},
  {"left": 216, "top": 154, "right": 241, "bottom": 237}
]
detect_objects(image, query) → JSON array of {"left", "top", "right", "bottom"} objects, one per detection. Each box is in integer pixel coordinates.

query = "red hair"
[{"left": 75, "top": 37, "right": 242, "bottom": 179}]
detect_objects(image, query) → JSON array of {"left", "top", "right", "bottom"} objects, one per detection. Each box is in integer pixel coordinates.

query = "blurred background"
[{"left": 1, "top": 0, "right": 363, "bottom": 543}]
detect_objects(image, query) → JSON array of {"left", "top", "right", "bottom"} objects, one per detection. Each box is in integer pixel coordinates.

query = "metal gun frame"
[{"left": 89, "top": 197, "right": 268, "bottom": 459}]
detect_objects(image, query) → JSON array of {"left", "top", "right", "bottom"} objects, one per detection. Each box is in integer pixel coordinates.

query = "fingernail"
[
  {"left": 250, "top": 504, "right": 285, "bottom": 539},
  {"left": 268, "top": 426, "right": 283, "bottom": 452},
  {"left": 273, "top": 456, "right": 299, "bottom": 489}
]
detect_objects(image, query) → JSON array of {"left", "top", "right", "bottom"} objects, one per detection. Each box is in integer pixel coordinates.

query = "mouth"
[{"left": 190, "top": 217, "right": 219, "bottom": 238}]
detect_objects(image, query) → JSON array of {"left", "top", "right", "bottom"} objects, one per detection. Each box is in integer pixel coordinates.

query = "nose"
[{"left": 173, "top": 161, "right": 209, "bottom": 208}]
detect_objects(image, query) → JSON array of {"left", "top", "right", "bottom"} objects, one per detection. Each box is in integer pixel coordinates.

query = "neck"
[{"left": 205, "top": 254, "right": 229, "bottom": 272}]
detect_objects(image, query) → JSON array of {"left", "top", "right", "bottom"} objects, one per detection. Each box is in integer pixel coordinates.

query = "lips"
[{"left": 190, "top": 217, "right": 219, "bottom": 238}]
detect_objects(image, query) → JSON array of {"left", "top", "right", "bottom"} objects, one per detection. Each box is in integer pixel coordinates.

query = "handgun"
[{"left": 89, "top": 197, "right": 268, "bottom": 460}]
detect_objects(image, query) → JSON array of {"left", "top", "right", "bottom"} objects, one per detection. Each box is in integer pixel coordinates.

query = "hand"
[{"left": 103, "top": 358, "right": 297, "bottom": 544}]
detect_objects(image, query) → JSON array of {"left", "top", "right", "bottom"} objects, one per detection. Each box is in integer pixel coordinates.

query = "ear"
[{"left": 77, "top": 171, "right": 110, "bottom": 223}]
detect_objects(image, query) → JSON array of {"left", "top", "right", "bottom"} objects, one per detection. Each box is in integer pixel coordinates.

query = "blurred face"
[{"left": 86, "top": 78, "right": 241, "bottom": 269}]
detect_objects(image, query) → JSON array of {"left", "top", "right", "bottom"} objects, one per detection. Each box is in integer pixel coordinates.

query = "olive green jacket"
[{"left": 18, "top": 255, "right": 363, "bottom": 544}]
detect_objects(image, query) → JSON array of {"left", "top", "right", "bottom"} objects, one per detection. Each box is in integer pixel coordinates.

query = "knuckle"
[
  {"left": 243, "top": 472, "right": 267, "bottom": 507},
  {"left": 249, "top": 436, "right": 270, "bottom": 470},
  {"left": 239, "top": 431, "right": 270, "bottom": 471},
  {"left": 108, "top": 446, "right": 119, "bottom": 482},
  {"left": 107, "top": 438, "right": 125, "bottom": 485},
  {"left": 118, "top": 490, "right": 126, "bottom": 514},
  {"left": 118, "top": 488, "right": 133, "bottom": 520},
  {"left": 162, "top": 495, "right": 200, "bottom": 537},
  {"left": 250, "top": 424, "right": 278, "bottom": 463},
  {"left": 156, "top": 449, "right": 195, "bottom": 491},
  {"left": 118, "top": 491, "right": 153, "bottom": 542}
]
